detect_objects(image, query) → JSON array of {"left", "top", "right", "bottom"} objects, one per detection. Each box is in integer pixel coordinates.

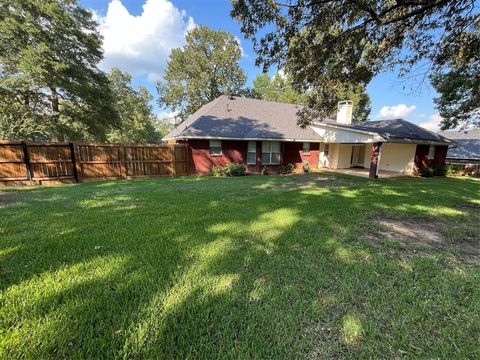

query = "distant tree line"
[
  {"left": 1, "top": 0, "right": 476, "bottom": 143},
  {"left": 0, "top": 0, "right": 171, "bottom": 142}
]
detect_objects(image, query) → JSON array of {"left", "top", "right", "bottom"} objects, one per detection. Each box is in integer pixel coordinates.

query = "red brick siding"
[
  {"left": 414, "top": 144, "right": 448, "bottom": 172},
  {"left": 283, "top": 142, "right": 319, "bottom": 171},
  {"left": 183, "top": 139, "right": 247, "bottom": 174},
  {"left": 179, "top": 139, "right": 319, "bottom": 174}
]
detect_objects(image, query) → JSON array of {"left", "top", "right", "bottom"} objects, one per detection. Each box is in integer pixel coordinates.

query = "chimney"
[{"left": 336, "top": 100, "right": 353, "bottom": 124}]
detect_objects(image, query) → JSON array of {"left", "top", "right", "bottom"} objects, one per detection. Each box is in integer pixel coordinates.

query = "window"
[
  {"left": 303, "top": 142, "right": 310, "bottom": 154},
  {"left": 209, "top": 140, "right": 222, "bottom": 155},
  {"left": 261, "top": 141, "right": 281, "bottom": 165},
  {"left": 323, "top": 143, "right": 329, "bottom": 155},
  {"left": 428, "top": 145, "right": 435, "bottom": 160},
  {"left": 247, "top": 141, "right": 256, "bottom": 165}
]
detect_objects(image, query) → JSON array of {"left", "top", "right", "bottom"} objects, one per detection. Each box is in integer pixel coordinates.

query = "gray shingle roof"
[
  {"left": 163, "top": 95, "right": 323, "bottom": 141},
  {"left": 438, "top": 129, "right": 480, "bottom": 160},
  {"left": 164, "top": 96, "right": 451, "bottom": 145}
]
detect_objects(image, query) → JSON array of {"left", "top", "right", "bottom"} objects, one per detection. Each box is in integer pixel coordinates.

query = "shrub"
[
  {"left": 209, "top": 166, "right": 223, "bottom": 177},
  {"left": 223, "top": 163, "right": 246, "bottom": 176},
  {"left": 433, "top": 164, "right": 447, "bottom": 176},
  {"left": 446, "top": 164, "right": 463, "bottom": 176},
  {"left": 278, "top": 163, "right": 295, "bottom": 174},
  {"left": 418, "top": 166, "right": 434, "bottom": 177},
  {"left": 303, "top": 161, "right": 310, "bottom": 173}
]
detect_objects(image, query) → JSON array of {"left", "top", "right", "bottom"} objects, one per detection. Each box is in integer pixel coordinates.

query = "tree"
[
  {"left": 430, "top": 25, "right": 480, "bottom": 129},
  {"left": 157, "top": 25, "right": 247, "bottom": 121},
  {"left": 252, "top": 72, "right": 306, "bottom": 104},
  {"left": 106, "top": 68, "right": 162, "bottom": 144},
  {"left": 431, "top": 62, "right": 479, "bottom": 130},
  {"left": 0, "top": 0, "right": 119, "bottom": 141},
  {"left": 231, "top": 0, "right": 478, "bottom": 126},
  {"left": 252, "top": 73, "right": 371, "bottom": 122}
]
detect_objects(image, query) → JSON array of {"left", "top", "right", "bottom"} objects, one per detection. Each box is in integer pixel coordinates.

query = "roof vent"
[{"left": 337, "top": 100, "right": 353, "bottom": 124}]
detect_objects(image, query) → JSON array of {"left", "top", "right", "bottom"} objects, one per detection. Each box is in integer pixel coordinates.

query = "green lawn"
[{"left": 1, "top": 173, "right": 479, "bottom": 358}]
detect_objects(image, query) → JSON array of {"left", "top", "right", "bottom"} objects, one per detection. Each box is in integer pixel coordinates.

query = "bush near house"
[
  {"left": 209, "top": 163, "right": 246, "bottom": 177},
  {"left": 209, "top": 165, "right": 224, "bottom": 177},
  {"left": 278, "top": 163, "right": 295, "bottom": 174},
  {"left": 223, "top": 163, "right": 246, "bottom": 176},
  {"left": 416, "top": 165, "right": 448, "bottom": 178}
]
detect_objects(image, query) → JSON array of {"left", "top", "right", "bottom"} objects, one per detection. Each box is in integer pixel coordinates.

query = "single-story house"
[
  {"left": 437, "top": 129, "right": 480, "bottom": 163},
  {"left": 437, "top": 129, "right": 480, "bottom": 176},
  {"left": 164, "top": 95, "right": 453, "bottom": 178}
]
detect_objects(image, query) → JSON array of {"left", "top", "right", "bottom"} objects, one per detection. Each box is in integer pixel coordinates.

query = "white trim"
[{"left": 312, "top": 122, "right": 383, "bottom": 137}]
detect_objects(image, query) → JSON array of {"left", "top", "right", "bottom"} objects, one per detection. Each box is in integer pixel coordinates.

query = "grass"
[{"left": 0, "top": 173, "right": 479, "bottom": 359}]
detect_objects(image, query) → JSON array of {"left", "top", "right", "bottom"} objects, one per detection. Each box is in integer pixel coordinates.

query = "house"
[
  {"left": 437, "top": 129, "right": 480, "bottom": 176},
  {"left": 163, "top": 95, "right": 453, "bottom": 178}
]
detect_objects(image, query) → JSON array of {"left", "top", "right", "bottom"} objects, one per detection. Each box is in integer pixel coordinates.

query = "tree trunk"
[{"left": 50, "top": 87, "right": 64, "bottom": 141}]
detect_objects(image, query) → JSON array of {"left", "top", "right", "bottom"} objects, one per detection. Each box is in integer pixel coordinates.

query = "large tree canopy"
[
  {"left": 252, "top": 72, "right": 371, "bottom": 122},
  {"left": 431, "top": 24, "right": 479, "bottom": 129},
  {"left": 157, "top": 25, "right": 247, "bottom": 122},
  {"left": 231, "top": 0, "right": 479, "bottom": 126},
  {"left": 0, "top": 0, "right": 119, "bottom": 141},
  {"left": 106, "top": 68, "right": 163, "bottom": 144}
]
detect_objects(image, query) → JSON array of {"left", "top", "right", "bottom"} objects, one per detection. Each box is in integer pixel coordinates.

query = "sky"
[{"left": 80, "top": 0, "right": 443, "bottom": 130}]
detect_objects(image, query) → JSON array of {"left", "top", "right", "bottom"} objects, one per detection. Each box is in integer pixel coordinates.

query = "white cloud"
[
  {"left": 233, "top": 36, "right": 247, "bottom": 58},
  {"left": 377, "top": 104, "right": 416, "bottom": 119},
  {"left": 156, "top": 110, "right": 178, "bottom": 123},
  {"left": 419, "top": 113, "right": 443, "bottom": 131},
  {"left": 96, "top": 0, "right": 195, "bottom": 81}
]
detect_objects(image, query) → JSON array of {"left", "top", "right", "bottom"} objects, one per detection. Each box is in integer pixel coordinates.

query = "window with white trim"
[
  {"left": 261, "top": 141, "right": 281, "bottom": 165},
  {"left": 303, "top": 142, "right": 310, "bottom": 154},
  {"left": 247, "top": 141, "right": 256, "bottom": 165},
  {"left": 428, "top": 145, "right": 435, "bottom": 160},
  {"left": 209, "top": 140, "right": 222, "bottom": 155}
]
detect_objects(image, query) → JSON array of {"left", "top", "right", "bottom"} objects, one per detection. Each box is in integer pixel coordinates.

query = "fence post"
[
  {"left": 171, "top": 145, "right": 176, "bottom": 177},
  {"left": 119, "top": 145, "right": 127, "bottom": 178},
  {"left": 21, "top": 142, "right": 33, "bottom": 182},
  {"left": 70, "top": 143, "right": 81, "bottom": 183},
  {"left": 185, "top": 145, "right": 190, "bottom": 175}
]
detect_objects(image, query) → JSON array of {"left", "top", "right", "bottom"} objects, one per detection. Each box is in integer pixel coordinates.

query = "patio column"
[{"left": 369, "top": 142, "right": 382, "bottom": 179}]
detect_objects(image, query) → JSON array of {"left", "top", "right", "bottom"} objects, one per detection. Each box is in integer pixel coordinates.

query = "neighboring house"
[
  {"left": 164, "top": 95, "right": 453, "bottom": 178},
  {"left": 437, "top": 129, "right": 480, "bottom": 163},
  {"left": 437, "top": 129, "right": 480, "bottom": 176}
]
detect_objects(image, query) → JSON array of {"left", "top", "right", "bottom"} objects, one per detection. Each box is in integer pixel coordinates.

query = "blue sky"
[{"left": 80, "top": 0, "right": 442, "bottom": 130}]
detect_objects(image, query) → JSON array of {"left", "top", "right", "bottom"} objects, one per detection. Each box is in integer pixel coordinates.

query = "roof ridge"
[
  {"left": 397, "top": 119, "right": 418, "bottom": 137},
  {"left": 232, "top": 95, "right": 305, "bottom": 109}
]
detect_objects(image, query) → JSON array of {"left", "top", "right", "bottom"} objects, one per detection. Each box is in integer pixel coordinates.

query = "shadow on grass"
[{"left": 0, "top": 174, "right": 479, "bottom": 358}]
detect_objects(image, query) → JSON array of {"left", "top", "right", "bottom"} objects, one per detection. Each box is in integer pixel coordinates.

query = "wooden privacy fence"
[{"left": 0, "top": 141, "right": 189, "bottom": 185}]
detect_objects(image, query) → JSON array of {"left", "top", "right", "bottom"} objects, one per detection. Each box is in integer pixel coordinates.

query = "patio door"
[{"left": 350, "top": 145, "right": 365, "bottom": 167}]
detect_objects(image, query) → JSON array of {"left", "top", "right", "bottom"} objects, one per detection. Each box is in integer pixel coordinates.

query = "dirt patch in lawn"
[
  {"left": 453, "top": 202, "right": 480, "bottom": 212},
  {"left": 0, "top": 191, "right": 30, "bottom": 206},
  {"left": 364, "top": 216, "right": 479, "bottom": 266}
]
